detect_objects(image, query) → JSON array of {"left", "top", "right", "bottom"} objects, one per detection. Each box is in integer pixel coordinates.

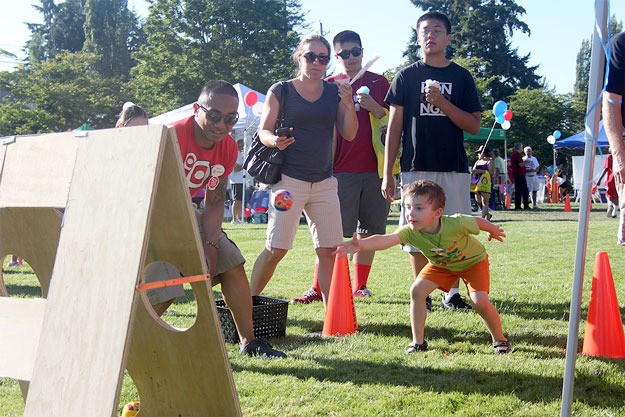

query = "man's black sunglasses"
[
  {"left": 302, "top": 52, "right": 331, "bottom": 65},
  {"left": 198, "top": 104, "right": 239, "bottom": 125},
  {"left": 336, "top": 47, "right": 363, "bottom": 60}
]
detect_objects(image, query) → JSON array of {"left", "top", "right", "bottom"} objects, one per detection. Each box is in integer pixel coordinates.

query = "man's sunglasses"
[
  {"left": 198, "top": 104, "right": 239, "bottom": 125},
  {"left": 336, "top": 47, "right": 363, "bottom": 60},
  {"left": 302, "top": 52, "right": 331, "bottom": 65}
]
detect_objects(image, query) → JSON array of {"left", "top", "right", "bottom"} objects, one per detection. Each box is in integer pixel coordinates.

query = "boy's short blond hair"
[{"left": 403, "top": 180, "right": 446, "bottom": 210}]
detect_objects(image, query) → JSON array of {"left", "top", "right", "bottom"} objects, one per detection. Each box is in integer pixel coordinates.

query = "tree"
[
  {"left": 26, "top": 0, "right": 87, "bottom": 64},
  {"left": 127, "top": 0, "right": 305, "bottom": 115},
  {"left": 83, "top": 0, "right": 143, "bottom": 79},
  {"left": 573, "top": 15, "right": 622, "bottom": 103},
  {"left": 405, "top": 0, "right": 542, "bottom": 102},
  {"left": 0, "top": 52, "right": 125, "bottom": 135}
]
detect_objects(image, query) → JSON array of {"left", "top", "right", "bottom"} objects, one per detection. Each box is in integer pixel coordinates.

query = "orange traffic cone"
[
  {"left": 504, "top": 193, "right": 511, "bottom": 209},
  {"left": 564, "top": 194, "right": 571, "bottom": 212},
  {"left": 322, "top": 253, "right": 358, "bottom": 337},
  {"left": 582, "top": 252, "right": 625, "bottom": 358}
]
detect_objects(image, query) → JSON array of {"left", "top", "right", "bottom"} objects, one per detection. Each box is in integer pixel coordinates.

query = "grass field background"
[{"left": 1, "top": 203, "right": 625, "bottom": 416}]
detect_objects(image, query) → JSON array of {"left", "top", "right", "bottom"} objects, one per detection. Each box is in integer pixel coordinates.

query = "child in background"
[{"left": 335, "top": 180, "right": 511, "bottom": 354}]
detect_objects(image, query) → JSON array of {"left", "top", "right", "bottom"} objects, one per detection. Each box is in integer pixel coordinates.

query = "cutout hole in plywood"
[
  {"left": 139, "top": 261, "right": 198, "bottom": 331},
  {"left": 1, "top": 254, "right": 42, "bottom": 298}
]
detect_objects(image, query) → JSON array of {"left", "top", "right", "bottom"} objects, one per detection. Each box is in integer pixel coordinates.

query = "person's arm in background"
[
  {"left": 335, "top": 82, "right": 358, "bottom": 141},
  {"left": 382, "top": 104, "right": 403, "bottom": 201}
]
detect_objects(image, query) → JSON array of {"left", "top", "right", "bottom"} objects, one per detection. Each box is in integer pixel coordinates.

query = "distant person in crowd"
[
  {"left": 523, "top": 146, "right": 540, "bottom": 209},
  {"left": 383, "top": 11, "right": 481, "bottom": 311},
  {"left": 7, "top": 255, "right": 22, "bottom": 267},
  {"left": 335, "top": 180, "right": 511, "bottom": 355},
  {"left": 230, "top": 139, "right": 247, "bottom": 224},
  {"left": 491, "top": 148, "right": 506, "bottom": 207},
  {"left": 291, "top": 30, "right": 390, "bottom": 304},
  {"left": 510, "top": 142, "right": 530, "bottom": 210},
  {"left": 470, "top": 146, "right": 495, "bottom": 220},
  {"left": 249, "top": 34, "right": 358, "bottom": 309},
  {"left": 597, "top": 148, "right": 618, "bottom": 218},
  {"left": 116, "top": 102, "right": 149, "bottom": 127}
]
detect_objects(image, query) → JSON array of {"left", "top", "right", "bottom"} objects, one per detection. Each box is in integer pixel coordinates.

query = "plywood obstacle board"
[{"left": 0, "top": 126, "right": 241, "bottom": 416}]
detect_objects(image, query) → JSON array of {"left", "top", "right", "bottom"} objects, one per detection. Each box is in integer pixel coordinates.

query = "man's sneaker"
[
  {"left": 353, "top": 285, "right": 372, "bottom": 297},
  {"left": 441, "top": 293, "right": 472, "bottom": 310},
  {"left": 405, "top": 340, "right": 428, "bottom": 354},
  {"left": 241, "top": 338, "right": 287, "bottom": 359},
  {"left": 290, "top": 288, "right": 322, "bottom": 304},
  {"left": 425, "top": 295, "right": 432, "bottom": 312}
]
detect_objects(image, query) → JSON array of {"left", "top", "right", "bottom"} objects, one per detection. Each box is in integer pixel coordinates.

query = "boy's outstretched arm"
[
  {"left": 334, "top": 233, "right": 402, "bottom": 258},
  {"left": 475, "top": 217, "right": 506, "bottom": 242}
]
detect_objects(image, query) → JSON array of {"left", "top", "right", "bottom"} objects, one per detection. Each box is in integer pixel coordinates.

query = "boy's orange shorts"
[{"left": 418, "top": 255, "right": 490, "bottom": 293}]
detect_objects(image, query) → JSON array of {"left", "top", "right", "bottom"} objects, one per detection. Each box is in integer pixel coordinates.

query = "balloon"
[
  {"left": 252, "top": 101, "right": 264, "bottom": 116},
  {"left": 502, "top": 120, "right": 511, "bottom": 130},
  {"left": 547, "top": 135, "right": 556, "bottom": 145},
  {"left": 244, "top": 91, "right": 258, "bottom": 106},
  {"left": 503, "top": 109, "right": 513, "bottom": 121},
  {"left": 244, "top": 207, "right": 252, "bottom": 218},
  {"left": 496, "top": 115, "right": 505, "bottom": 125},
  {"left": 553, "top": 130, "right": 561, "bottom": 139},
  {"left": 492, "top": 100, "right": 508, "bottom": 118}
]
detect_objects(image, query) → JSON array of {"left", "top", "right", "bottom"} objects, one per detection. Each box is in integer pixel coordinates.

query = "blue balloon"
[
  {"left": 553, "top": 130, "right": 561, "bottom": 139},
  {"left": 492, "top": 100, "right": 508, "bottom": 118},
  {"left": 496, "top": 115, "right": 505, "bottom": 124}
]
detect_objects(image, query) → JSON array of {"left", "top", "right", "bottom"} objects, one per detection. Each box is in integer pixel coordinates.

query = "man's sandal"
[
  {"left": 405, "top": 340, "right": 428, "bottom": 354},
  {"left": 493, "top": 340, "right": 512, "bottom": 354}
]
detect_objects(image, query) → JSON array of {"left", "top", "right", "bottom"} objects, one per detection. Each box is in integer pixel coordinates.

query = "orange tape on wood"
[{"left": 136, "top": 274, "right": 210, "bottom": 292}]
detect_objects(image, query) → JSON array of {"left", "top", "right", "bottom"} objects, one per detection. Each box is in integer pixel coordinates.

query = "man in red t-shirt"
[
  {"left": 510, "top": 142, "right": 529, "bottom": 210},
  {"left": 168, "top": 80, "right": 285, "bottom": 358}
]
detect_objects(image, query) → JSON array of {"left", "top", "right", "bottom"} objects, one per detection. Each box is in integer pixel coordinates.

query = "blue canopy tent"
[{"left": 554, "top": 120, "right": 608, "bottom": 149}]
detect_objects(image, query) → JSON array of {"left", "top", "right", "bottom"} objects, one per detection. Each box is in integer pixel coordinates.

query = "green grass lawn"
[{"left": 2, "top": 203, "right": 625, "bottom": 416}]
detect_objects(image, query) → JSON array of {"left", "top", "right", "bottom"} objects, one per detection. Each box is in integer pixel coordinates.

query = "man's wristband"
[{"left": 204, "top": 240, "right": 219, "bottom": 249}]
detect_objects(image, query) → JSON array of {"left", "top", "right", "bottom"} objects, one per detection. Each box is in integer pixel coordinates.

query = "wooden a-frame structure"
[{"left": 0, "top": 126, "right": 241, "bottom": 416}]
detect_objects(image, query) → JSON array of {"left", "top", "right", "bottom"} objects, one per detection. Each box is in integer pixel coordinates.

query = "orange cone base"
[
  {"left": 582, "top": 252, "right": 625, "bottom": 359},
  {"left": 564, "top": 194, "right": 571, "bottom": 212},
  {"left": 322, "top": 254, "right": 358, "bottom": 337}
]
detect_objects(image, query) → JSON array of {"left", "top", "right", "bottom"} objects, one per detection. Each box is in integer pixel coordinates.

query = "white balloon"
[
  {"left": 547, "top": 135, "right": 556, "bottom": 145},
  {"left": 252, "top": 101, "right": 264, "bottom": 116},
  {"left": 502, "top": 120, "right": 511, "bottom": 130}
]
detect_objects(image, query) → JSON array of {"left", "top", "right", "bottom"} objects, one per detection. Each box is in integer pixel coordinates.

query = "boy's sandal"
[
  {"left": 493, "top": 340, "right": 512, "bottom": 354},
  {"left": 405, "top": 340, "right": 428, "bottom": 354}
]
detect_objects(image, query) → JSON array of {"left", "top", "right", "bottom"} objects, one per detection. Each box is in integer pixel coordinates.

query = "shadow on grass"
[
  {"left": 233, "top": 354, "right": 625, "bottom": 408},
  {"left": 2, "top": 283, "right": 43, "bottom": 298}
]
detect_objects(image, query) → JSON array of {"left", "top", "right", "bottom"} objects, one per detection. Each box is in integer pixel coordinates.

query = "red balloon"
[
  {"left": 244, "top": 91, "right": 258, "bottom": 106},
  {"left": 503, "top": 109, "right": 513, "bottom": 121}
]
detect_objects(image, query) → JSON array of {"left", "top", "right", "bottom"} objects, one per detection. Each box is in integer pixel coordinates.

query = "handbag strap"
[{"left": 276, "top": 81, "right": 288, "bottom": 128}]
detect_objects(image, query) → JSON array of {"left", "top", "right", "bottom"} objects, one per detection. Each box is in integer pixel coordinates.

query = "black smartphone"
[{"left": 275, "top": 127, "right": 294, "bottom": 137}]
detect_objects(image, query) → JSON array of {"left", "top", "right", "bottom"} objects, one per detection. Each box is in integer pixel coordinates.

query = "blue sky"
[{"left": 0, "top": 0, "right": 623, "bottom": 94}]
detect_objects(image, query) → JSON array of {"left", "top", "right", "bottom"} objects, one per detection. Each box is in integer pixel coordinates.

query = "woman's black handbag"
[{"left": 244, "top": 82, "right": 287, "bottom": 185}]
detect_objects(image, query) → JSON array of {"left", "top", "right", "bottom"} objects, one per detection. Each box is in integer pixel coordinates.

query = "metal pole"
[{"left": 560, "top": 1, "right": 607, "bottom": 415}]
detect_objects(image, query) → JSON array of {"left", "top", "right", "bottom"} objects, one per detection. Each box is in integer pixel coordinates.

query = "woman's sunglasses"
[
  {"left": 198, "top": 104, "right": 239, "bottom": 125},
  {"left": 336, "top": 47, "right": 363, "bottom": 60},
  {"left": 302, "top": 52, "right": 331, "bottom": 65}
]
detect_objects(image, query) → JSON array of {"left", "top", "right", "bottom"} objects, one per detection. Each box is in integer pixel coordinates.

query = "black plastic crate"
[{"left": 215, "top": 295, "right": 288, "bottom": 344}]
